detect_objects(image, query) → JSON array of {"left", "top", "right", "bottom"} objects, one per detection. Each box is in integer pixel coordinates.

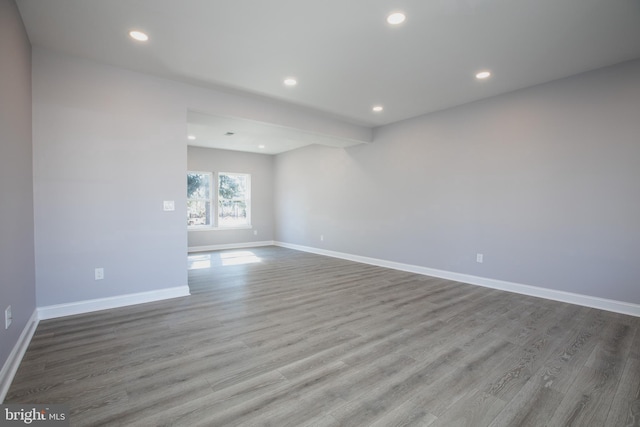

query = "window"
[
  {"left": 187, "top": 172, "right": 212, "bottom": 227},
  {"left": 218, "top": 172, "right": 250, "bottom": 227},
  {"left": 187, "top": 171, "right": 251, "bottom": 229}
]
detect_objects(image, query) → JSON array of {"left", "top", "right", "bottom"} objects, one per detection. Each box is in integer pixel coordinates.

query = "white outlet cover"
[
  {"left": 163, "top": 200, "right": 175, "bottom": 211},
  {"left": 95, "top": 268, "right": 104, "bottom": 280},
  {"left": 476, "top": 254, "right": 484, "bottom": 263}
]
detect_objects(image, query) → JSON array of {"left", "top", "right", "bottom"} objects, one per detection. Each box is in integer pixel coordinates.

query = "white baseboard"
[
  {"left": 188, "top": 241, "right": 275, "bottom": 253},
  {"left": 274, "top": 241, "right": 640, "bottom": 317},
  {"left": 37, "top": 286, "right": 191, "bottom": 321},
  {"left": 1, "top": 309, "right": 39, "bottom": 403}
]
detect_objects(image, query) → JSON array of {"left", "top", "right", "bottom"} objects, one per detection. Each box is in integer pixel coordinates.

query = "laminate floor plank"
[
  {"left": 487, "top": 371, "right": 565, "bottom": 427},
  {"left": 540, "top": 308, "right": 610, "bottom": 394},
  {"left": 329, "top": 353, "right": 457, "bottom": 426},
  {"left": 605, "top": 357, "right": 640, "bottom": 426},
  {"left": 630, "top": 325, "right": 640, "bottom": 360},
  {"left": 194, "top": 360, "right": 351, "bottom": 427},
  {"left": 204, "top": 329, "right": 362, "bottom": 392},
  {"left": 124, "top": 371, "right": 289, "bottom": 427},
  {"left": 368, "top": 398, "right": 438, "bottom": 427},
  {"left": 5, "top": 246, "right": 638, "bottom": 426},
  {"left": 547, "top": 317, "right": 636, "bottom": 426},
  {"left": 300, "top": 353, "right": 416, "bottom": 408},
  {"left": 429, "top": 391, "right": 505, "bottom": 427},
  {"left": 484, "top": 305, "right": 588, "bottom": 401},
  {"left": 392, "top": 338, "right": 516, "bottom": 420}
]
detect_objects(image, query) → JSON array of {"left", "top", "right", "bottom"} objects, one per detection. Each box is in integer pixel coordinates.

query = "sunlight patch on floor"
[
  {"left": 220, "top": 251, "right": 262, "bottom": 266},
  {"left": 188, "top": 254, "right": 212, "bottom": 270},
  {"left": 188, "top": 251, "right": 262, "bottom": 269}
]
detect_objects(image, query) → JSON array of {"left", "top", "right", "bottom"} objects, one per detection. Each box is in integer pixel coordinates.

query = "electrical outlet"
[
  {"left": 320, "top": 235, "right": 324, "bottom": 241},
  {"left": 163, "top": 200, "right": 175, "bottom": 211},
  {"left": 476, "top": 253, "right": 484, "bottom": 263},
  {"left": 5, "top": 305, "right": 12, "bottom": 329},
  {"left": 95, "top": 267, "right": 104, "bottom": 280},
  {"left": 254, "top": 230, "right": 258, "bottom": 236}
]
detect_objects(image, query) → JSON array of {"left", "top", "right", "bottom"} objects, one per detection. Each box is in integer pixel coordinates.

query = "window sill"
[{"left": 188, "top": 225, "right": 253, "bottom": 232}]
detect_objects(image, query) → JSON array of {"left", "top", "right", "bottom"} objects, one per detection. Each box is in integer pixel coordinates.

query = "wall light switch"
[{"left": 163, "top": 200, "right": 175, "bottom": 211}]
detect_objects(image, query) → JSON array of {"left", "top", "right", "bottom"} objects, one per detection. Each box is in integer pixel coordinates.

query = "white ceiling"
[{"left": 17, "top": 0, "right": 640, "bottom": 152}]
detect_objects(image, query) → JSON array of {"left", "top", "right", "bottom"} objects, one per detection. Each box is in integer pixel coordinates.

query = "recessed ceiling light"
[
  {"left": 283, "top": 78, "right": 297, "bottom": 86},
  {"left": 187, "top": 135, "right": 196, "bottom": 140},
  {"left": 129, "top": 30, "right": 149, "bottom": 42},
  {"left": 387, "top": 12, "right": 406, "bottom": 25},
  {"left": 258, "top": 145, "right": 265, "bottom": 149},
  {"left": 476, "top": 70, "right": 491, "bottom": 80},
  {"left": 372, "top": 105, "right": 384, "bottom": 112}
]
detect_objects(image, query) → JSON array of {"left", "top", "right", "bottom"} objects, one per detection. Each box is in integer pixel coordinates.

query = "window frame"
[
  {"left": 187, "top": 171, "right": 214, "bottom": 229},
  {"left": 217, "top": 172, "right": 251, "bottom": 229},
  {"left": 187, "top": 171, "right": 252, "bottom": 230}
]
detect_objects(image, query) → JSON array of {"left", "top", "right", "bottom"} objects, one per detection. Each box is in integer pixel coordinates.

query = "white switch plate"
[
  {"left": 253, "top": 230, "right": 258, "bottom": 236},
  {"left": 5, "top": 305, "right": 12, "bottom": 329},
  {"left": 320, "top": 235, "right": 324, "bottom": 241},
  {"left": 163, "top": 200, "right": 175, "bottom": 211},
  {"left": 476, "top": 253, "right": 484, "bottom": 263},
  {"left": 95, "top": 267, "right": 104, "bottom": 280}
]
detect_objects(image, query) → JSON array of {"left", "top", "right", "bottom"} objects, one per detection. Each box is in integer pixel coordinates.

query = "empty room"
[{"left": 1, "top": 0, "right": 639, "bottom": 425}]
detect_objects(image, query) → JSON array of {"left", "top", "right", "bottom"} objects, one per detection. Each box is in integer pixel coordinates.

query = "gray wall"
[
  {"left": 275, "top": 59, "right": 640, "bottom": 304},
  {"left": 188, "top": 146, "right": 275, "bottom": 248},
  {"left": 31, "top": 48, "right": 367, "bottom": 307},
  {"left": 32, "top": 50, "right": 189, "bottom": 306},
  {"left": 0, "top": 0, "right": 36, "bottom": 369}
]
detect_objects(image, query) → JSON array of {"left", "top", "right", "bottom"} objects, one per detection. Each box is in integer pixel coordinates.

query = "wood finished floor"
[{"left": 6, "top": 246, "right": 640, "bottom": 426}]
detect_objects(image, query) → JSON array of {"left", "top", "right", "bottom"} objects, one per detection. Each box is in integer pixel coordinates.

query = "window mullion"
[{"left": 212, "top": 172, "right": 218, "bottom": 228}]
